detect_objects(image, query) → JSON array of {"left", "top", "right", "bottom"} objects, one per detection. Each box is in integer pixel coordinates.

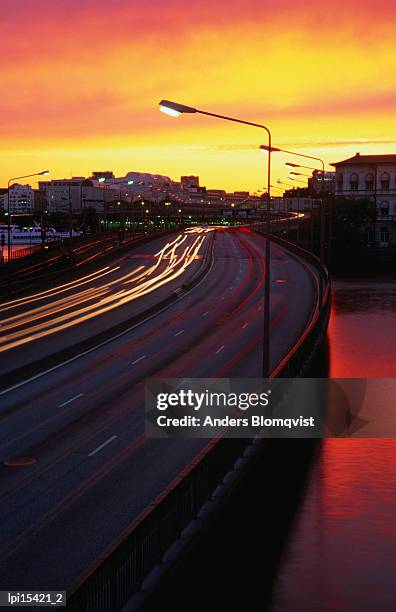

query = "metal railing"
[
  {"left": 252, "top": 223, "right": 330, "bottom": 377},
  {"left": 67, "top": 438, "right": 247, "bottom": 612}
]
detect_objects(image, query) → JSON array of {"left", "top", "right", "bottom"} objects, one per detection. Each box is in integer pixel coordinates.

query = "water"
[{"left": 270, "top": 280, "right": 396, "bottom": 612}]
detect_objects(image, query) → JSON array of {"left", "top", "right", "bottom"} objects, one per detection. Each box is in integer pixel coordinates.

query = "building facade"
[
  {"left": 39, "top": 178, "right": 120, "bottom": 213},
  {"left": 1, "top": 184, "right": 35, "bottom": 214},
  {"left": 308, "top": 170, "right": 335, "bottom": 194},
  {"left": 333, "top": 153, "right": 396, "bottom": 246}
]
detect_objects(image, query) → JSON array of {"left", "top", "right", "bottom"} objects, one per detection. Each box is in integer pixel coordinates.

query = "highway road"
[{"left": 0, "top": 226, "right": 318, "bottom": 594}]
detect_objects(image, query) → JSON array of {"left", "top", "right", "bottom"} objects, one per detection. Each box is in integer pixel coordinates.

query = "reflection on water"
[
  {"left": 329, "top": 281, "right": 396, "bottom": 377},
  {"left": 270, "top": 280, "right": 396, "bottom": 612}
]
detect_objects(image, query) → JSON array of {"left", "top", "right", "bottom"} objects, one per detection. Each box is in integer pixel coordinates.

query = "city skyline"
[{"left": 0, "top": 0, "right": 395, "bottom": 191}]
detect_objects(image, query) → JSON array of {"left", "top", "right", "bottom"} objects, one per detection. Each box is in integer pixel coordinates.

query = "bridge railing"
[
  {"left": 67, "top": 438, "right": 247, "bottom": 612},
  {"left": 252, "top": 224, "right": 331, "bottom": 377}
]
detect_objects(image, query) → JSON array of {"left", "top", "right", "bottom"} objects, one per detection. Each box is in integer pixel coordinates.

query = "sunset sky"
[{"left": 1, "top": 0, "right": 395, "bottom": 192}]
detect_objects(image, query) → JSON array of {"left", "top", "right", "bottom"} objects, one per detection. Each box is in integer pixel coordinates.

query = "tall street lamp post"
[
  {"left": 6, "top": 170, "right": 49, "bottom": 263},
  {"left": 159, "top": 99, "right": 273, "bottom": 377},
  {"left": 285, "top": 161, "right": 332, "bottom": 265},
  {"left": 261, "top": 145, "right": 328, "bottom": 265}
]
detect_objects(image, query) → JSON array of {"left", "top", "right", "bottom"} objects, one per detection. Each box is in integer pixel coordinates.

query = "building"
[
  {"left": 1, "top": 184, "right": 35, "bottom": 214},
  {"left": 181, "top": 176, "right": 199, "bottom": 190},
  {"left": 91, "top": 171, "right": 115, "bottom": 181},
  {"left": 90, "top": 172, "right": 173, "bottom": 204},
  {"left": 0, "top": 188, "right": 7, "bottom": 210},
  {"left": 39, "top": 178, "right": 118, "bottom": 213},
  {"left": 272, "top": 196, "right": 322, "bottom": 213},
  {"left": 308, "top": 170, "right": 335, "bottom": 194},
  {"left": 206, "top": 189, "right": 226, "bottom": 205},
  {"left": 332, "top": 153, "right": 396, "bottom": 246}
]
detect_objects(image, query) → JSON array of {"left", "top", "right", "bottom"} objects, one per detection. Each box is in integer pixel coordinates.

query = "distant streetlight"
[
  {"left": 277, "top": 179, "right": 297, "bottom": 188},
  {"left": 159, "top": 98, "right": 273, "bottom": 378},
  {"left": 287, "top": 176, "right": 306, "bottom": 184},
  {"left": 262, "top": 145, "right": 328, "bottom": 264},
  {"left": 261, "top": 145, "right": 327, "bottom": 193},
  {"left": 289, "top": 171, "right": 311, "bottom": 177},
  {"left": 7, "top": 170, "right": 49, "bottom": 263}
]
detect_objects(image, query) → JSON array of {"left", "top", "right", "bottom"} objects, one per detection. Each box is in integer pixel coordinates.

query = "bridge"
[{"left": 0, "top": 224, "right": 330, "bottom": 610}]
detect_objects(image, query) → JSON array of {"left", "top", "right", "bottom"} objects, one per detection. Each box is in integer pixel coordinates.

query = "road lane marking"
[
  {"left": 88, "top": 435, "right": 117, "bottom": 457},
  {"left": 216, "top": 345, "right": 224, "bottom": 354},
  {"left": 174, "top": 329, "right": 185, "bottom": 336},
  {"left": 58, "top": 393, "right": 84, "bottom": 407},
  {"left": 131, "top": 355, "right": 146, "bottom": 365},
  {"left": 202, "top": 311, "right": 209, "bottom": 317},
  {"left": 242, "top": 323, "right": 248, "bottom": 329},
  {"left": 0, "top": 247, "right": 216, "bottom": 398}
]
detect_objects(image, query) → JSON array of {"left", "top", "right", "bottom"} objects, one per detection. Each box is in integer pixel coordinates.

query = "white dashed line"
[
  {"left": 58, "top": 393, "right": 84, "bottom": 408},
  {"left": 174, "top": 329, "right": 185, "bottom": 336},
  {"left": 216, "top": 345, "right": 225, "bottom": 354},
  {"left": 88, "top": 435, "right": 117, "bottom": 457},
  {"left": 131, "top": 355, "right": 146, "bottom": 365}
]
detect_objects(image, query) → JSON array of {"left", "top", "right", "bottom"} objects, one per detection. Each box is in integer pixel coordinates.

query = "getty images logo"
[{"left": 156, "top": 389, "right": 271, "bottom": 411}]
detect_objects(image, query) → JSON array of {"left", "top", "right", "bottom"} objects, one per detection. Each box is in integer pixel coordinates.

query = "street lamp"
[
  {"left": 261, "top": 145, "right": 326, "bottom": 187},
  {"left": 289, "top": 171, "right": 311, "bottom": 178},
  {"left": 262, "top": 145, "right": 329, "bottom": 265},
  {"left": 7, "top": 170, "right": 49, "bottom": 263},
  {"left": 287, "top": 176, "right": 307, "bottom": 184},
  {"left": 277, "top": 179, "right": 297, "bottom": 188},
  {"left": 159, "top": 99, "right": 273, "bottom": 377}
]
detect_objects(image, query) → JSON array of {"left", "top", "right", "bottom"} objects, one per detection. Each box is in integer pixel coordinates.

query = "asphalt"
[{"left": 0, "top": 226, "right": 317, "bottom": 593}]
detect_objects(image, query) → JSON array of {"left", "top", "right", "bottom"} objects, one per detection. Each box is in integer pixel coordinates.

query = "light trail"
[
  {"left": 0, "top": 230, "right": 208, "bottom": 353},
  {"left": 0, "top": 266, "right": 120, "bottom": 313}
]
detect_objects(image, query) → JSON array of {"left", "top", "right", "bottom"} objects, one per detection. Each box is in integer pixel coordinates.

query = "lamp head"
[
  {"left": 159, "top": 100, "right": 197, "bottom": 117},
  {"left": 260, "top": 145, "right": 281, "bottom": 152}
]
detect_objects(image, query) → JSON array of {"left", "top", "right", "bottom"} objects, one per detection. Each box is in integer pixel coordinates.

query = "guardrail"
[
  {"left": 252, "top": 226, "right": 331, "bottom": 378},
  {"left": 66, "top": 228, "right": 330, "bottom": 612},
  {"left": 67, "top": 439, "right": 247, "bottom": 612}
]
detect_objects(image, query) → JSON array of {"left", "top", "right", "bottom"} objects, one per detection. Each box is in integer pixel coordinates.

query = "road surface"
[{"left": 0, "top": 227, "right": 317, "bottom": 593}]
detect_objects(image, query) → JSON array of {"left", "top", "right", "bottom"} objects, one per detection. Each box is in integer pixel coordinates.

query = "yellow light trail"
[{"left": 0, "top": 230, "right": 208, "bottom": 353}]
